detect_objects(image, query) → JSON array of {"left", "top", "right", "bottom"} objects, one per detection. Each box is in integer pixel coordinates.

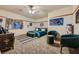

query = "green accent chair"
[
  {"left": 48, "top": 31, "right": 58, "bottom": 37},
  {"left": 60, "top": 34, "right": 79, "bottom": 53},
  {"left": 47, "top": 31, "right": 59, "bottom": 44}
]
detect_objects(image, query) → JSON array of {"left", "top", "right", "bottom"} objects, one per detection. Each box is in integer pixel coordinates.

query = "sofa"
[{"left": 60, "top": 34, "right": 79, "bottom": 53}]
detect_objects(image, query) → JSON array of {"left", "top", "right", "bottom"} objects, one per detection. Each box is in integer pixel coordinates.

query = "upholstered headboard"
[{"left": 35, "top": 28, "right": 41, "bottom": 31}]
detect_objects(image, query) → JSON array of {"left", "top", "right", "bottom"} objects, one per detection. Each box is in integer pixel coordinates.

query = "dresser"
[{"left": 0, "top": 33, "right": 15, "bottom": 53}]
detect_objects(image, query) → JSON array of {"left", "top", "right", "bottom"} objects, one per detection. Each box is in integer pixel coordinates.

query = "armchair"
[
  {"left": 47, "top": 31, "right": 59, "bottom": 44},
  {"left": 60, "top": 34, "right": 79, "bottom": 53},
  {"left": 48, "top": 31, "right": 58, "bottom": 37}
]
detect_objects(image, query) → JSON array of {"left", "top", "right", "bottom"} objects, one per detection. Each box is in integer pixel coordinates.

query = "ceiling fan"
[{"left": 28, "top": 5, "right": 38, "bottom": 14}]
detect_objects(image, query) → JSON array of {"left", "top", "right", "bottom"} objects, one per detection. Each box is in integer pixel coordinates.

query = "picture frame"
[
  {"left": 6, "top": 18, "right": 23, "bottom": 29},
  {"left": 40, "top": 22, "right": 44, "bottom": 27},
  {"left": 29, "top": 22, "right": 32, "bottom": 26},
  {"left": 66, "top": 24, "right": 74, "bottom": 34},
  {"left": 48, "top": 18, "right": 64, "bottom": 26}
]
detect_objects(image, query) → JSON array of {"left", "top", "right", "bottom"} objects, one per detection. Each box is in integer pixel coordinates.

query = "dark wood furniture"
[{"left": 0, "top": 33, "right": 15, "bottom": 53}]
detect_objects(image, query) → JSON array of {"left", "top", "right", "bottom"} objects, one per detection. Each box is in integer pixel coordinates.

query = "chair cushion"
[
  {"left": 61, "top": 34, "right": 79, "bottom": 47},
  {"left": 48, "top": 31, "right": 58, "bottom": 36}
]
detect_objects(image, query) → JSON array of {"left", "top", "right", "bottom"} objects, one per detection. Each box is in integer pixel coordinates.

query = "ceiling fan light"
[
  {"left": 32, "top": 10, "right": 36, "bottom": 14},
  {"left": 29, "top": 10, "right": 37, "bottom": 14},
  {"left": 28, "top": 5, "right": 38, "bottom": 14},
  {"left": 29, "top": 10, "right": 32, "bottom": 14}
]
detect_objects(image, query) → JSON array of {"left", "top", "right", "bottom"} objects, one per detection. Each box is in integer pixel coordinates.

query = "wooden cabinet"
[{"left": 0, "top": 33, "right": 15, "bottom": 53}]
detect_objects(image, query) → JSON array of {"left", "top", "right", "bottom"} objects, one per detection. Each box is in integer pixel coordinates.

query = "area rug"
[{"left": 15, "top": 34, "right": 36, "bottom": 44}]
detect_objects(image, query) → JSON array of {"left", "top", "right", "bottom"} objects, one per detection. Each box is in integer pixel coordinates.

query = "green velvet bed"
[{"left": 27, "top": 28, "right": 47, "bottom": 38}]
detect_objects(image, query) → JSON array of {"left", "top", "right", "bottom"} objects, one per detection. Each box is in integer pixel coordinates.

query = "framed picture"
[
  {"left": 6, "top": 18, "right": 23, "bottom": 29},
  {"left": 66, "top": 24, "right": 74, "bottom": 34},
  {"left": 29, "top": 22, "right": 32, "bottom": 26},
  {"left": 40, "top": 22, "right": 44, "bottom": 27},
  {"left": 76, "top": 9, "right": 79, "bottom": 23},
  {"left": 48, "top": 18, "right": 64, "bottom": 26}
]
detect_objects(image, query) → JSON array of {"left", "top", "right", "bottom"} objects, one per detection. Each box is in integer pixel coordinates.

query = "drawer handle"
[{"left": 4, "top": 39, "right": 9, "bottom": 44}]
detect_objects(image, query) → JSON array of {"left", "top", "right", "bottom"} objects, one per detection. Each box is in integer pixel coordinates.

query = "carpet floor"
[
  {"left": 15, "top": 34, "right": 36, "bottom": 44},
  {"left": 3, "top": 34, "right": 79, "bottom": 54}
]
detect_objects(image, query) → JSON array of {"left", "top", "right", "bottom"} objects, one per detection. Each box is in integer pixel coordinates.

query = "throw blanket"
[
  {"left": 35, "top": 31, "right": 41, "bottom": 37},
  {"left": 28, "top": 31, "right": 45, "bottom": 37}
]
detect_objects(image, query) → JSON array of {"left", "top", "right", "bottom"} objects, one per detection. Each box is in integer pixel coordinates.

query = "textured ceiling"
[{"left": 0, "top": 5, "right": 72, "bottom": 19}]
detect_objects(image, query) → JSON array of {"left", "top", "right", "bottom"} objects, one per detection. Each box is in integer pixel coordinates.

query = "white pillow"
[
  {"left": 41, "top": 29, "right": 45, "bottom": 31},
  {"left": 36, "top": 29, "right": 38, "bottom": 31}
]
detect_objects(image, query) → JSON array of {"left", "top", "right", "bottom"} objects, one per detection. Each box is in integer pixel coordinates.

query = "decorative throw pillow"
[
  {"left": 41, "top": 29, "right": 45, "bottom": 31},
  {"left": 35, "top": 28, "right": 38, "bottom": 31}
]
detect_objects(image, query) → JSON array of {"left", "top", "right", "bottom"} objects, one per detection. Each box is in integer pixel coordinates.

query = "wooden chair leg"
[{"left": 60, "top": 46, "right": 63, "bottom": 54}]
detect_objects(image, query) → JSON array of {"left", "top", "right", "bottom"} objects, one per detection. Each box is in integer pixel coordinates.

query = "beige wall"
[
  {"left": 32, "top": 22, "right": 48, "bottom": 28},
  {"left": 0, "top": 9, "right": 33, "bottom": 36},
  {"left": 48, "top": 6, "right": 78, "bottom": 35},
  {"left": 33, "top": 17, "right": 48, "bottom": 22},
  {"left": 32, "top": 17, "right": 48, "bottom": 28}
]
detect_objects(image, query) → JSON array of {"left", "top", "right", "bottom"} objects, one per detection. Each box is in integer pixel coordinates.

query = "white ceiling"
[{"left": 0, "top": 5, "right": 72, "bottom": 19}]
